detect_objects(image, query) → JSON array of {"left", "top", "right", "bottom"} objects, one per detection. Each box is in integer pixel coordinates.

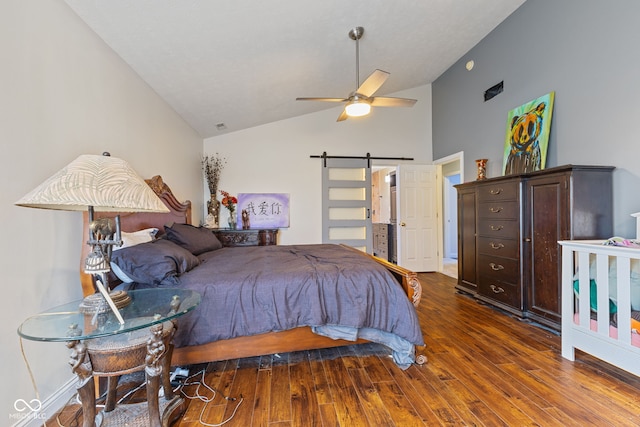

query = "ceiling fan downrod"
[{"left": 348, "top": 27, "right": 365, "bottom": 90}]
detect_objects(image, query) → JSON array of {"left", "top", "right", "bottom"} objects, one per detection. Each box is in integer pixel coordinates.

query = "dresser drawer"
[
  {"left": 477, "top": 181, "right": 519, "bottom": 202},
  {"left": 478, "top": 276, "right": 522, "bottom": 309},
  {"left": 477, "top": 219, "right": 519, "bottom": 238},
  {"left": 478, "top": 254, "right": 520, "bottom": 283},
  {"left": 477, "top": 237, "right": 519, "bottom": 259},
  {"left": 477, "top": 201, "right": 519, "bottom": 220}
]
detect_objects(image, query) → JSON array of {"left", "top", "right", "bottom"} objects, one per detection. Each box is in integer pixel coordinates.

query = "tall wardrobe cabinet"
[{"left": 455, "top": 165, "right": 614, "bottom": 330}]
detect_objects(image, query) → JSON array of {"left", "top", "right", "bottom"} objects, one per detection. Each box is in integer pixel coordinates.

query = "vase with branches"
[{"left": 202, "top": 153, "right": 226, "bottom": 226}]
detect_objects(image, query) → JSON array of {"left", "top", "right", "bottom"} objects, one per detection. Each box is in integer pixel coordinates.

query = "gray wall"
[{"left": 432, "top": 0, "right": 640, "bottom": 236}]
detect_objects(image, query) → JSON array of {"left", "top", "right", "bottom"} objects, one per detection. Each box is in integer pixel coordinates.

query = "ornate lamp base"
[{"left": 79, "top": 290, "right": 131, "bottom": 315}]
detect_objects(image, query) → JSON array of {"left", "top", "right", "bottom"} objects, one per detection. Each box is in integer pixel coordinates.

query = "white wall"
[
  {"left": 1, "top": 0, "right": 202, "bottom": 419},
  {"left": 204, "top": 85, "right": 432, "bottom": 244}
]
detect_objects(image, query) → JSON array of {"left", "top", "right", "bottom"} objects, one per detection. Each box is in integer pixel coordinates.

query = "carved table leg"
[
  {"left": 67, "top": 339, "right": 96, "bottom": 427},
  {"left": 160, "top": 324, "right": 176, "bottom": 400},
  {"left": 145, "top": 320, "right": 166, "bottom": 427},
  {"left": 104, "top": 376, "right": 119, "bottom": 412}
]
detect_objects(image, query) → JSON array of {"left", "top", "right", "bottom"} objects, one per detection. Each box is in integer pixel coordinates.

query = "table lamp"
[{"left": 15, "top": 152, "right": 169, "bottom": 324}]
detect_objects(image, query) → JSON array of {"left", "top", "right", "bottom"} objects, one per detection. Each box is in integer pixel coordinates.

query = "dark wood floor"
[{"left": 50, "top": 272, "right": 640, "bottom": 426}]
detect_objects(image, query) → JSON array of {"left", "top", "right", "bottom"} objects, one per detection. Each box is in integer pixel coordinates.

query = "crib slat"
[
  {"left": 561, "top": 244, "right": 576, "bottom": 361},
  {"left": 578, "top": 251, "right": 591, "bottom": 328},
  {"left": 617, "top": 256, "right": 632, "bottom": 344},
  {"left": 595, "top": 253, "right": 610, "bottom": 335}
]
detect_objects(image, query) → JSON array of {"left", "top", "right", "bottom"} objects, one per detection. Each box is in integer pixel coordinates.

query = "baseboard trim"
[{"left": 11, "top": 377, "right": 77, "bottom": 427}]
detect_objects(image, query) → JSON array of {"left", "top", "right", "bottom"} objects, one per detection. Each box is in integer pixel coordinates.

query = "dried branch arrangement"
[{"left": 202, "top": 153, "right": 226, "bottom": 196}]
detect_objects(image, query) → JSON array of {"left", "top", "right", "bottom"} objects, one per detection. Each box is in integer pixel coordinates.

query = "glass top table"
[{"left": 18, "top": 288, "right": 201, "bottom": 342}]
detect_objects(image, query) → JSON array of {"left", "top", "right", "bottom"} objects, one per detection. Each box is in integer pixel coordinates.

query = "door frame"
[{"left": 433, "top": 151, "right": 465, "bottom": 275}]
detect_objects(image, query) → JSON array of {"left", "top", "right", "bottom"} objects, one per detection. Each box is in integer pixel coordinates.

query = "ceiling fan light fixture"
[{"left": 345, "top": 100, "right": 371, "bottom": 117}]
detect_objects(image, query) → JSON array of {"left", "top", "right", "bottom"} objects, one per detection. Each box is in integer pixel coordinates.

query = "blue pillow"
[
  {"left": 110, "top": 239, "right": 200, "bottom": 286},
  {"left": 165, "top": 223, "right": 223, "bottom": 255}
]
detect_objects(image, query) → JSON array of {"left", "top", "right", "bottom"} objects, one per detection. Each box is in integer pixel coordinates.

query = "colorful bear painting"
[{"left": 503, "top": 92, "right": 555, "bottom": 175}]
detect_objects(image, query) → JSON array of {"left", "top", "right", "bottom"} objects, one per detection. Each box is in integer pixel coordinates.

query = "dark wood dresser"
[
  {"left": 455, "top": 165, "right": 614, "bottom": 330},
  {"left": 211, "top": 228, "right": 278, "bottom": 247}
]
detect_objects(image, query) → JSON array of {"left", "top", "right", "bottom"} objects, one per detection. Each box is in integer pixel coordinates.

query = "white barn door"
[{"left": 322, "top": 158, "right": 372, "bottom": 252}]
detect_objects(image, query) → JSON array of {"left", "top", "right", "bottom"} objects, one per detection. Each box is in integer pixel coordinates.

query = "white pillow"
[
  {"left": 113, "top": 228, "right": 158, "bottom": 251},
  {"left": 110, "top": 262, "right": 134, "bottom": 283}
]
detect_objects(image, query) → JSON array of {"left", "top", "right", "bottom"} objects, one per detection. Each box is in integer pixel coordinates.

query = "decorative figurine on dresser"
[{"left": 455, "top": 165, "right": 614, "bottom": 330}]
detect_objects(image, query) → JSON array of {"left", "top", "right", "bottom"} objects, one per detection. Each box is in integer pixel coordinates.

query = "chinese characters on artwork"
[
  {"left": 237, "top": 193, "right": 290, "bottom": 228},
  {"left": 243, "top": 200, "right": 283, "bottom": 217}
]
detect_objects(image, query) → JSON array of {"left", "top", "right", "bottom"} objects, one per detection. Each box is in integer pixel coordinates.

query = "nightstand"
[
  {"left": 18, "top": 288, "right": 201, "bottom": 427},
  {"left": 211, "top": 228, "right": 278, "bottom": 247}
]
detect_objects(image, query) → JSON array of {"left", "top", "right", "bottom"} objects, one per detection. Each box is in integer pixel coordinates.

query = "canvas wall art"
[
  {"left": 502, "top": 91, "right": 555, "bottom": 175},
  {"left": 237, "top": 193, "right": 290, "bottom": 228}
]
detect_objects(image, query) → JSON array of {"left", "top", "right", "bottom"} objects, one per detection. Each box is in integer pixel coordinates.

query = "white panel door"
[
  {"left": 396, "top": 164, "right": 438, "bottom": 271},
  {"left": 322, "top": 158, "right": 372, "bottom": 252}
]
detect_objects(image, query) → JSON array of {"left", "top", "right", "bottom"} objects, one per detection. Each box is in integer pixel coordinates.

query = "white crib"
[{"left": 560, "top": 233, "right": 640, "bottom": 377}]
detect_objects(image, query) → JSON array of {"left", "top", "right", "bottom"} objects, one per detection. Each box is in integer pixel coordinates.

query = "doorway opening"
[{"left": 434, "top": 152, "right": 464, "bottom": 279}]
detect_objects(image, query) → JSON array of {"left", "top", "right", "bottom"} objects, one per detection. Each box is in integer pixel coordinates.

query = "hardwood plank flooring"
[{"left": 48, "top": 272, "right": 640, "bottom": 426}]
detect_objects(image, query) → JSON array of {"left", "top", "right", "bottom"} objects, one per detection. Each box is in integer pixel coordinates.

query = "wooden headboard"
[{"left": 80, "top": 175, "right": 192, "bottom": 296}]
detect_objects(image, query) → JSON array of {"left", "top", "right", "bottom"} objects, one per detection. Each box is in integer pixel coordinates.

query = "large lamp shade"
[{"left": 15, "top": 153, "right": 169, "bottom": 213}]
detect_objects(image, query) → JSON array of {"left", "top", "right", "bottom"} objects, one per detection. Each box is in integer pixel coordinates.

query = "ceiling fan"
[{"left": 296, "top": 26, "right": 417, "bottom": 122}]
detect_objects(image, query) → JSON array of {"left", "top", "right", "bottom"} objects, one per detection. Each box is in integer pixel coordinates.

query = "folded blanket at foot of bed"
[{"left": 311, "top": 325, "right": 417, "bottom": 369}]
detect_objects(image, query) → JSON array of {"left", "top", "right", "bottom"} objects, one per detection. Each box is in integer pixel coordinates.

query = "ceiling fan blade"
[
  {"left": 356, "top": 69, "right": 390, "bottom": 97},
  {"left": 296, "top": 97, "right": 347, "bottom": 102},
  {"left": 370, "top": 97, "right": 417, "bottom": 107},
  {"left": 337, "top": 109, "right": 349, "bottom": 122}
]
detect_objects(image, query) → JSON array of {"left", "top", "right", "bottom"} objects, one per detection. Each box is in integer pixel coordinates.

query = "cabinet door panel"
[
  {"left": 457, "top": 188, "right": 477, "bottom": 292},
  {"left": 524, "top": 175, "right": 568, "bottom": 324}
]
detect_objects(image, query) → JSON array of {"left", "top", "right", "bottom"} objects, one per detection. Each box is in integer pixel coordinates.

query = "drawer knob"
[
  {"left": 489, "top": 188, "right": 502, "bottom": 195},
  {"left": 490, "top": 284, "right": 505, "bottom": 293},
  {"left": 490, "top": 225, "right": 503, "bottom": 231},
  {"left": 489, "top": 207, "right": 503, "bottom": 213},
  {"left": 490, "top": 242, "right": 505, "bottom": 249},
  {"left": 489, "top": 263, "right": 504, "bottom": 271}
]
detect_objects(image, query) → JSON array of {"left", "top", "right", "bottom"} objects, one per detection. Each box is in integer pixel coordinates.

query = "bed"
[
  {"left": 560, "top": 233, "right": 640, "bottom": 377},
  {"left": 80, "top": 176, "right": 426, "bottom": 368}
]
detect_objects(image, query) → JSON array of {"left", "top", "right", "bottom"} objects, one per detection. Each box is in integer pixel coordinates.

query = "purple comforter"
[{"left": 169, "top": 244, "right": 423, "bottom": 348}]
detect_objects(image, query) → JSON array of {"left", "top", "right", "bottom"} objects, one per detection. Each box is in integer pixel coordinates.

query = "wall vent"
[{"left": 484, "top": 81, "right": 504, "bottom": 102}]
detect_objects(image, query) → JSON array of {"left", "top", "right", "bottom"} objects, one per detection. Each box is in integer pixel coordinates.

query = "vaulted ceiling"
[{"left": 64, "top": 0, "right": 526, "bottom": 138}]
